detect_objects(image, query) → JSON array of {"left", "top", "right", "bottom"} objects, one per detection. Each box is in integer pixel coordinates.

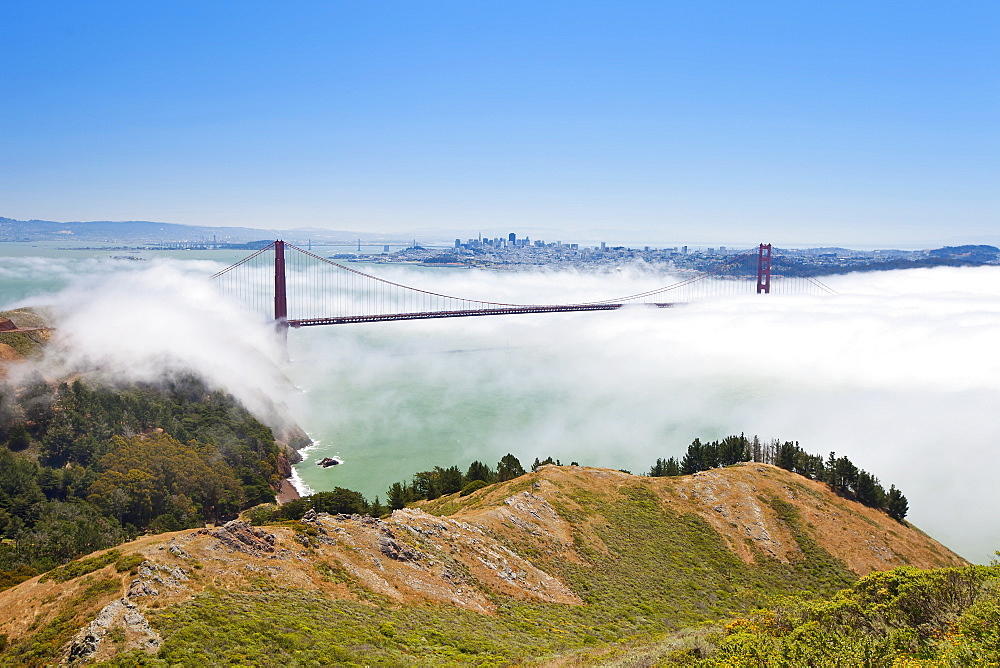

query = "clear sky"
[{"left": 2, "top": 1, "right": 997, "bottom": 247}]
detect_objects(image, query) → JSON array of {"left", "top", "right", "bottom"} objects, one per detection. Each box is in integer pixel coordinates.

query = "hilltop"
[
  {"left": 0, "top": 462, "right": 965, "bottom": 666},
  {"left": 0, "top": 308, "right": 52, "bottom": 372}
]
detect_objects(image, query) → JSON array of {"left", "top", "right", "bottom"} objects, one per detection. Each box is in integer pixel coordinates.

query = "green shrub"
[
  {"left": 40, "top": 550, "right": 121, "bottom": 583},
  {"left": 244, "top": 503, "right": 278, "bottom": 525},
  {"left": 114, "top": 553, "right": 145, "bottom": 572},
  {"left": 460, "top": 480, "right": 489, "bottom": 496},
  {"left": 711, "top": 564, "right": 1000, "bottom": 664}
]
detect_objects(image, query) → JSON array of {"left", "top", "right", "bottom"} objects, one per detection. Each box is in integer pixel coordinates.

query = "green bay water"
[
  {"left": 0, "top": 242, "right": 255, "bottom": 304},
  {"left": 287, "top": 342, "right": 541, "bottom": 500},
  {"left": 286, "top": 330, "right": 570, "bottom": 501}
]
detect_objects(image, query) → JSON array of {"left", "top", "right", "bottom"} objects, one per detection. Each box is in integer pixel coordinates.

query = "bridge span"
[{"left": 211, "top": 241, "right": 832, "bottom": 332}]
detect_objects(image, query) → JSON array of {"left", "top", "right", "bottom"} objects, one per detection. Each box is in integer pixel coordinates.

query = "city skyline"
[{"left": 1, "top": 1, "right": 997, "bottom": 247}]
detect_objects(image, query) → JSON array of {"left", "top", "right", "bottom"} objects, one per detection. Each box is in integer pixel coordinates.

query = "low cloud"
[{"left": 2, "top": 257, "right": 296, "bottom": 429}]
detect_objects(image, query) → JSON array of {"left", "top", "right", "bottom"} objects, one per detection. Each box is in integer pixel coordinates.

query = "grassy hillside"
[
  {"left": 0, "top": 308, "right": 51, "bottom": 361},
  {"left": 0, "top": 464, "right": 970, "bottom": 666}
]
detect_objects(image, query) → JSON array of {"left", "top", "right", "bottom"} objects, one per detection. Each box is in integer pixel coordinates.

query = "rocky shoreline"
[
  {"left": 264, "top": 408, "right": 313, "bottom": 505},
  {"left": 276, "top": 478, "right": 300, "bottom": 504}
]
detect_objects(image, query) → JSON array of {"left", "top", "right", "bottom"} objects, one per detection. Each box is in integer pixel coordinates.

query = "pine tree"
[
  {"left": 496, "top": 454, "right": 525, "bottom": 482},
  {"left": 681, "top": 439, "right": 703, "bottom": 475},
  {"left": 386, "top": 482, "right": 411, "bottom": 510},
  {"left": 833, "top": 456, "right": 859, "bottom": 496},
  {"left": 411, "top": 471, "right": 440, "bottom": 500},
  {"left": 648, "top": 458, "right": 665, "bottom": 477},
  {"left": 776, "top": 441, "right": 798, "bottom": 471},
  {"left": 435, "top": 466, "right": 464, "bottom": 495},
  {"left": 855, "top": 470, "right": 886, "bottom": 508},
  {"left": 887, "top": 485, "right": 909, "bottom": 521},
  {"left": 465, "top": 460, "right": 494, "bottom": 483},
  {"left": 824, "top": 452, "right": 837, "bottom": 484}
]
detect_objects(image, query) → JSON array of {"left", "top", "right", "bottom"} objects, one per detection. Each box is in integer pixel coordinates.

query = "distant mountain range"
[
  {"left": 4, "top": 217, "right": 1000, "bottom": 255},
  {"left": 0, "top": 217, "right": 422, "bottom": 245}
]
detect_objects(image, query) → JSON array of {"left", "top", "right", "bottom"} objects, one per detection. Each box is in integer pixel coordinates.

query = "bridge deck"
[{"left": 287, "top": 303, "right": 677, "bottom": 326}]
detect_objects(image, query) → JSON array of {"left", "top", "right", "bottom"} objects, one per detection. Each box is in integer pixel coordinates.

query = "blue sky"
[{"left": 1, "top": 1, "right": 997, "bottom": 246}]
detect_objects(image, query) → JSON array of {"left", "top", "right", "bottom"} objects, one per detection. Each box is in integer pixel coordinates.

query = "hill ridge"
[{"left": 0, "top": 463, "right": 964, "bottom": 665}]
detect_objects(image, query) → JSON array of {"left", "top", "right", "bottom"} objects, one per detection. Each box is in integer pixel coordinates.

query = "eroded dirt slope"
[{"left": 437, "top": 463, "right": 965, "bottom": 576}]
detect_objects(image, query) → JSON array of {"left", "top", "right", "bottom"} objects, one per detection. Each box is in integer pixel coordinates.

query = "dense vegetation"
[
  {"left": 273, "top": 487, "right": 385, "bottom": 520},
  {"left": 704, "top": 562, "right": 1000, "bottom": 664},
  {"left": 0, "top": 374, "right": 285, "bottom": 588},
  {"left": 649, "top": 434, "right": 908, "bottom": 520}
]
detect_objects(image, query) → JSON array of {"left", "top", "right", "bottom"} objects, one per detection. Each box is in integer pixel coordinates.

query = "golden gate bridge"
[{"left": 211, "top": 242, "right": 835, "bottom": 333}]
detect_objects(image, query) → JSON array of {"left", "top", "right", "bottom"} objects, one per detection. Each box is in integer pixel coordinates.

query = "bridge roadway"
[{"left": 287, "top": 302, "right": 677, "bottom": 326}]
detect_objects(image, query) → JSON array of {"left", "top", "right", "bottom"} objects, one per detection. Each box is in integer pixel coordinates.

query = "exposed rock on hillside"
[
  {"left": 0, "top": 308, "right": 52, "bottom": 374},
  {"left": 668, "top": 465, "right": 955, "bottom": 574}
]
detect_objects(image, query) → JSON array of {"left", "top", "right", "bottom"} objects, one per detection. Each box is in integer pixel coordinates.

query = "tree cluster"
[
  {"left": 263, "top": 452, "right": 550, "bottom": 523},
  {"left": 275, "top": 487, "right": 384, "bottom": 521},
  {"left": 386, "top": 453, "right": 530, "bottom": 510},
  {"left": 275, "top": 452, "right": 579, "bottom": 523},
  {"left": 648, "top": 434, "right": 908, "bottom": 521},
  {"left": 0, "top": 375, "right": 287, "bottom": 587}
]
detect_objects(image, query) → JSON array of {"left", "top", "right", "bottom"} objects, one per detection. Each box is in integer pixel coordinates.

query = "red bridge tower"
[{"left": 756, "top": 243, "right": 772, "bottom": 294}]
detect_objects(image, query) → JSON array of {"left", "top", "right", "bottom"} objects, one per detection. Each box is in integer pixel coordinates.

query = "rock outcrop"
[{"left": 200, "top": 520, "right": 276, "bottom": 556}]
